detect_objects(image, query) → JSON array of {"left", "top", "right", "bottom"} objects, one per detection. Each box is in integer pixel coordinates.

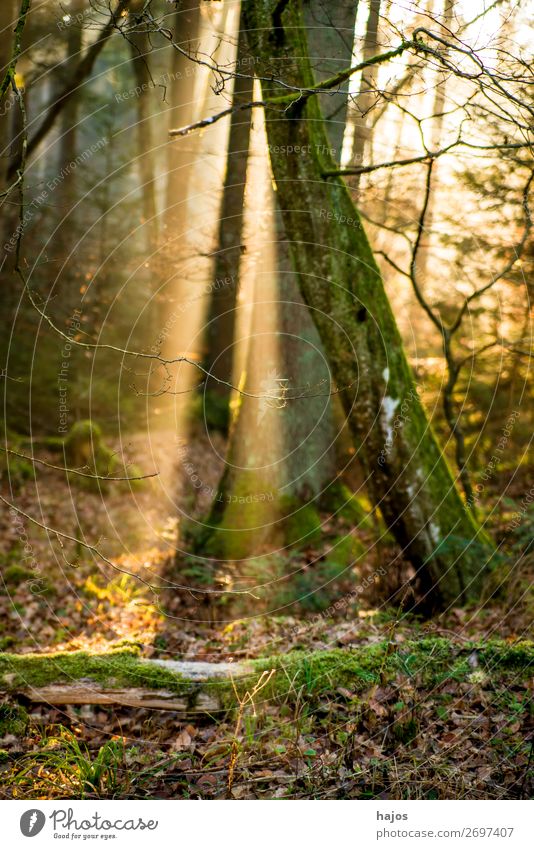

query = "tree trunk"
[
  {"left": 242, "top": 0, "right": 494, "bottom": 607},
  {"left": 164, "top": 0, "right": 201, "bottom": 233},
  {"left": 276, "top": 0, "right": 360, "bottom": 506},
  {"left": 54, "top": 0, "right": 84, "bottom": 315},
  {"left": 128, "top": 11, "right": 159, "bottom": 258},
  {"left": 202, "top": 12, "right": 253, "bottom": 417},
  {"left": 0, "top": 0, "right": 15, "bottom": 194},
  {"left": 159, "top": 0, "right": 202, "bottom": 358},
  {"left": 350, "top": 0, "right": 381, "bottom": 192},
  {"left": 196, "top": 1, "right": 360, "bottom": 559},
  {"left": 416, "top": 0, "right": 455, "bottom": 283},
  {"left": 304, "top": 0, "right": 359, "bottom": 163}
]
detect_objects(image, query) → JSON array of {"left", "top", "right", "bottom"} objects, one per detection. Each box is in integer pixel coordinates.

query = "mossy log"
[{"left": 0, "top": 640, "right": 532, "bottom": 714}]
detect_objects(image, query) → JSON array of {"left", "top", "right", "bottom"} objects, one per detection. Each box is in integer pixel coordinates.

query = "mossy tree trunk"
[
  {"left": 1, "top": 641, "right": 532, "bottom": 712},
  {"left": 195, "top": 1, "right": 359, "bottom": 560},
  {"left": 0, "top": 0, "right": 26, "bottom": 316},
  {"left": 276, "top": 0, "right": 360, "bottom": 515},
  {"left": 242, "top": 0, "right": 495, "bottom": 607}
]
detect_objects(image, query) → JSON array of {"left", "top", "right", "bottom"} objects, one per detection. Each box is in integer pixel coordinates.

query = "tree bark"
[
  {"left": 196, "top": 1, "right": 360, "bottom": 559},
  {"left": 350, "top": 0, "right": 381, "bottom": 192},
  {"left": 0, "top": 0, "right": 16, "bottom": 193},
  {"left": 128, "top": 12, "right": 158, "bottom": 258},
  {"left": 54, "top": 0, "right": 84, "bottom": 294},
  {"left": 242, "top": 0, "right": 494, "bottom": 607},
  {"left": 276, "top": 0, "right": 360, "bottom": 504},
  {"left": 202, "top": 12, "right": 254, "bottom": 410},
  {"left": 416, "top": 0, "right": 455, "bottom": 282},
  {"left": 304, "top": 0, "right": 359, "bottom": 164},
  {"left": 164, "top": 0, "right": 202, "bottom": 229}
]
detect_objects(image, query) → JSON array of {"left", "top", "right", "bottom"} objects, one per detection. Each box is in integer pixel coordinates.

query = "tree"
[
  {"left": 163, "top": 0, "right": 201, "bottom": 240},
  {"left": 350, "top": 0, "right": 381, "bottom": 192},
  {"left": 201, "top": 11, "right": 254, "bottom": 427},
  {"left": 128, "top": 3, "right": 159, "bottom": 262},
  {"left": 194, "top": 1, "right": 361, "bottom": 561},
  {"left": 241, "top": 0, "right": 495, "bottom": 607},
  {"left": 6, "top": 0, "right": 132, "bottom": 181}
]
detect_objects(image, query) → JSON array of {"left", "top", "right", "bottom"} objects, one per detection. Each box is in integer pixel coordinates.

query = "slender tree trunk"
[
  {"left": 128, "top": 14, "right": 158, "bottom": 257},
  {"left": 164, "top": 0, "right": 201, "bottom": 233},
  {"left": 202, "top": 13, "right": 253, "bottom": 415},
  {"left": 416, "top": 0, "right": 455, "bottom": 282},
  {"left": 55, "top": 0, "right": 83, "bottom": 311},
  {"left": 0, "top": 0, "right": 24, "bottom": 299},
  {"left": 0, "top": 0, "right": 15, "bottom": 193},
  {"left": 160, "top": 0, "right": 201, "bottom": 357},
  {"left": 128, "top": 7, "right": 159, "bottom": 339},
  {"left": 242, "top": 0, "right": 494, "bottom": 607},
  {"left": 350, "top": 0, "right": 381, "bottom": 193}
]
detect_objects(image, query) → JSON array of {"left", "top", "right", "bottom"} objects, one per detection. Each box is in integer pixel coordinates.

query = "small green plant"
[
  {"left": 0, "top": 703, "right": 28, "bottom": 736},
  {"left": 7, "top": 727, "right": 131, "bottom": 798},
  {"left": 2, "top": 564, "right": 35, "bottom": 586},
  {"left": 63, "top": 420, "right": 144, "bottom": 492}
]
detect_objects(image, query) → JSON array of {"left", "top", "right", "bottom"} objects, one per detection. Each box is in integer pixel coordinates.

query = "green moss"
[
  {"left": 0, "top": 640, "right": 531, "bottom": 714},
  {"left": 190, "top": 390, "right": 230, "bottom": 434},
  {"left": 201, "top": 498, "right": 322, "bottom": 560},
  {"left": 121, "top": 463, "right": 145, "bottom": 492},
  {"left": 0, "top": 702, "right": 28, "bottom": 736},
  {"left": 318, "top": 481, "right": 372, "bottom": 527},
  {"left": 325, "top": 533, "right": 365, "bottom": 568},
  {"left": 63, "top": 420, "right": 145, "bottom": 493},
  {"left": 0, "top": 454, "right": 35, "bottom": 489},
  {"left": 64, "top": 420, "right": 112, "bottom": 491},
  {"left": 64, "top": 419, "right": 103, "bottom": 460},
  {"left": 278, "top": 496, "right": 322, "bottom": 547},
  {"left": 198, "top": 469, "right": 279, "bottom": 559},
  {"left": 2, "top": 564, "right": 35, "bottom": 586},
  {"left": 0, "top": 649, "right": 192, "bottom": 697},
  {"left": 26, "top": 435, "right": 65, "bottom": 454},
  {"left": 248, "top": 638, "right": 534, "bottom": 702}
]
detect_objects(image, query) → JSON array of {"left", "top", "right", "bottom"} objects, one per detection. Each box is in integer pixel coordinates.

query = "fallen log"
[
  {"left": 0, "top": 652, "right": 252, "bottom": 713},
  {"left": 0, "top": 639, "right": 532, "bottom": 714},
  {"left": 19, "top": 659, "right": 252, "bottom": 712}
]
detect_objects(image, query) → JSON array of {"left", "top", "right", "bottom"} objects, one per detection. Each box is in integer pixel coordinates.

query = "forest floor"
[{"left": 0, "top": 427, "right": 532, "bottom": 800}]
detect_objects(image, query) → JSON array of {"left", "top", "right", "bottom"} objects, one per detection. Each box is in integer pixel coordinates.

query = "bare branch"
[{"left": 0, "top": 445, "right": 158, "bottom": 481}]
